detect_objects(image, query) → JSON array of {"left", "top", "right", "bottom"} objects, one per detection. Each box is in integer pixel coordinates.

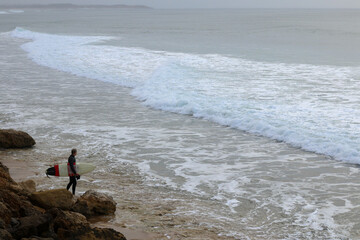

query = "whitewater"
[{"left": 11, "top": 27, "right": 360, "bottom": 164}]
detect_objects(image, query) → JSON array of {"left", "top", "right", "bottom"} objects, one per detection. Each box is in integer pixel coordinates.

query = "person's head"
[{"left": 71, "top": 148, "right": 77, "bottom": 156}]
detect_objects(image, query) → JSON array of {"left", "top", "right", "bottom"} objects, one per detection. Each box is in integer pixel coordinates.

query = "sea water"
[{"left": 1, "top": 8, "right": 360, "bottom": 239}]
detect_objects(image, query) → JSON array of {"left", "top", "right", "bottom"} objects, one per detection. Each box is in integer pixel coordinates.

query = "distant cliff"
[{"left": 0, "top": 4, "right": 152, "bottom": 9}]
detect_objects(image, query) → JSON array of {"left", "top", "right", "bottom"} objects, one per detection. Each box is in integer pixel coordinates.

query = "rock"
[
  {"left": 21, "top": 237, "right": 54, "bottom": 240},
  {"left": 0, "top": 162, "right": 43, "bottom": 227},
  {"left": 0, "top": 161, "right": 125, "bottom": 240},
  {"left": 0, "top": 201, "right": 12, "bottom": 225},
  {"left": 49, "top": 208, "right": 126, "bottom": 240},
  {"left": 0, "top": 129, "right": 36, "bottom": 148},
  {"left": 72, "top": 190, "right": 116, "bottom": 217},
  {"left": 0, "top": 162, "right": 16, "bottom": 186},
  {"left": 0, "top": 218, "right": 5, "bottom": 229},
  {"left": 30, "top": 189, "right": 74, "bottom": 210},
  {"left": 10, "top": 218, "right": 20, "bottom": 228},
  {"left": 19, "top": 180, "right": 37, "bottom": 194},
  {"left": 9, "top": 213, "right": 52, "bottom": 240},
  {"left": 0, "top": 190, "right": 41, "bottom": 225},
  {"left": 87, "top": 227, "right": 127, "bottom": 240},
  {"left": 0, "top": 229, "right": 14, "bottom": 240},
  {"left": 52, "top": 209, "right": 88, "bottom": 229}
]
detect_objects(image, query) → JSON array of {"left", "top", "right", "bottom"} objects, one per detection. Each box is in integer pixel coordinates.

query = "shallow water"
[{"left": 1, "top": 8, "right": 360, "bottom": 239}]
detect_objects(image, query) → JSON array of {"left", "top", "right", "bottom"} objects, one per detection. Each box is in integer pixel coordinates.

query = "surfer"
[{"left": 66, "top": 148, "right": 80, "bottom": 195}]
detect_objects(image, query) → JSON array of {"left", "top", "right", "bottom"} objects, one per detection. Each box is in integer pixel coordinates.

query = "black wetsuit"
[{"left": 66, "top": 154, "right": 77, "bottom": 195}]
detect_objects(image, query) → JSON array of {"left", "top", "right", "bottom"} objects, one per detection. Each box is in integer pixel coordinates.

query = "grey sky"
[{"left": 1, "top": 0, "right": 360, "bottom": 9}]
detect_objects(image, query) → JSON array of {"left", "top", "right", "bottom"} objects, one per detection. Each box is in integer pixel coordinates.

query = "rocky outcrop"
[
  {"left": 0, "top": 163, "right": 42, "bottom": 225},
  {"left": 72, "top": 190, "right": 116, "bottom": 217},
  {"left": 30, "top": 189, "right": 74, "bottom": 210},
  {"left": 48, "top": 208, "right": 126, "bottom": 240},
  {"left": 8, "top": 213, "right": 53, "bottom": 239},
  {"left": 19, "top": 180, "right": 37, "bottom": 194},
  {"left": 0, "top": 162, "right": 16, "bottom": 185},
  {"left": 0, "top": 161, "right": 126, "bottom": 240},
  {"left": 0, "top": 228, "right": 13, "bottom": 240},
  {"left": 0, "top": 129, "right": 36, "bottom": 148}
]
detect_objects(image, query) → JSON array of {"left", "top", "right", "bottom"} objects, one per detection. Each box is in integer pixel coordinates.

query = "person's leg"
[
  {"left": 66, "top": 176, "right": 73, "bottom": 190},
  {"left": 72, "top": 177, "right": 77, "bottom": 195}
]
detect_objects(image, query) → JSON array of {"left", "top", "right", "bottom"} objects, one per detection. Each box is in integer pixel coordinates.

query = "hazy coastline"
[{"left": 0, "top": 3, "right": 151, "bottom": 9}]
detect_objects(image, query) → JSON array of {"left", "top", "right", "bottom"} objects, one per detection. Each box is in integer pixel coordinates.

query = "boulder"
[
  {"left": 0, "top": 162, "right": 16, "bottom": 186},
  {"left": 0, "top": 161, "right": 125, "bottom": 240},
  {"left": 30, "top": 189, "right": 74, "bottom": 210},
  {"left": 19, "top": 180, "right": 37, "bottom": 194},
  {"left": 0, "top": 201, "right": 12, "bottom": 225},
  {"left": 0, "top": 218, "right": 5, "bottom": 229},
  {"left": 21, "top": 237, "right": 54, "bottom": 240},
  {"left": 72, "top": 190, "right": 116, "bottom": 217},
  {"left": 51, "top": 209, "right": 88, "bottom": 230},
  {"left": 86, "top": 227, "right": 127, "bottom": 240},
  {"left": 0, "top": 189, "right": 41, "bottom": 225},
  {"left": 0, "top": 229, "right": 13, "bottom": 240},
  {"left": 0, "top": 163, "right": 42, "bottom": 226},
  {"left": 48, "top": 208, "right": 126, "bottom": 240},
  {"left": 0, "top": 129, "right": 36, "bottom": 148},
  {"left": 8, "top": 213, "right": 52, "bottom": 240}
]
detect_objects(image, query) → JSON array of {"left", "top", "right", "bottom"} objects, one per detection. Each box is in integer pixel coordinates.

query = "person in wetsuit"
[{"left": 66, "top": 148, "right": 80, "bottom": 195}]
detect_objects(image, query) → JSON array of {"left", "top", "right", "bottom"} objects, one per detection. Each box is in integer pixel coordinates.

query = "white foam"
[
  {"left": 8, "top": 9, "right": 24, "bottom": 13},
  {"left": 10, "top": 27, "right": 360, "bottom": 166},
  {"left": 0, "top": 9, "right": 24, "bottom": 14}
]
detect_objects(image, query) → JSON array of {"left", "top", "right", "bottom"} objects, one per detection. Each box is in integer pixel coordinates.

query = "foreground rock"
[
  {"left": 0, "top": 163, "right": 42, "bottom": 225},
  {"left": 0, "top": 161, "right": 127, "bottom": 240},
  {"left": 30, "top": 189, "right": 74, "bottom": 210},
  {"left": 72, "top": 190, "right": 116, "bottom": 217},
  {"left": 8, "top": 213, "right": 53, "bottom": 239},
  {"left": 0, "top": 129, "right": 36, "bottom": 148},
  {"left": 19, "top": 179, "right": 37, "bottom": 194},
  {"left": 49, "top": 208, "right": 126, "bottom": 240}
]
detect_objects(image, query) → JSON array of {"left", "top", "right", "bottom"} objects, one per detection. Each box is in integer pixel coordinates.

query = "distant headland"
[{"left": 0, "top": 3, "right": 152, "bottom": 9}]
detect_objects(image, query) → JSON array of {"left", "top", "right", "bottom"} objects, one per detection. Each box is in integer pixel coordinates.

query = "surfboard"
[{"left": 46, "top": 163, "right": 95, "bottom": 177}]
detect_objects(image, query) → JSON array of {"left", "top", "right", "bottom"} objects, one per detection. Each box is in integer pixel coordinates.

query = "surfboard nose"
[{"left": 46, "top": 166, "right": 55, "bottom": 176}]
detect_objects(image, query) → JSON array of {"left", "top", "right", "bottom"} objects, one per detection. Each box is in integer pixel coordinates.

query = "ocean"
[{"left": 1, "top": 8, "right": 360, "bottom": 239}]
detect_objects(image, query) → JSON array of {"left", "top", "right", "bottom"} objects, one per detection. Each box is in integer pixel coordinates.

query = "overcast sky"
[{"left": 1, "top": 0, "right": 360, "bottom": 9}]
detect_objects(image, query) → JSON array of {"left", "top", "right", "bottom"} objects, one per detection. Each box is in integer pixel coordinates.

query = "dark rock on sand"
[
  {"left": 30, "top": 189, "right": 74, "bottom": 210},
  {"left": 72, "top": 190, "right": 116, "bottom": 217},
  {"left": 0, "top": 129, "right": 36, "bottom": 148}
]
